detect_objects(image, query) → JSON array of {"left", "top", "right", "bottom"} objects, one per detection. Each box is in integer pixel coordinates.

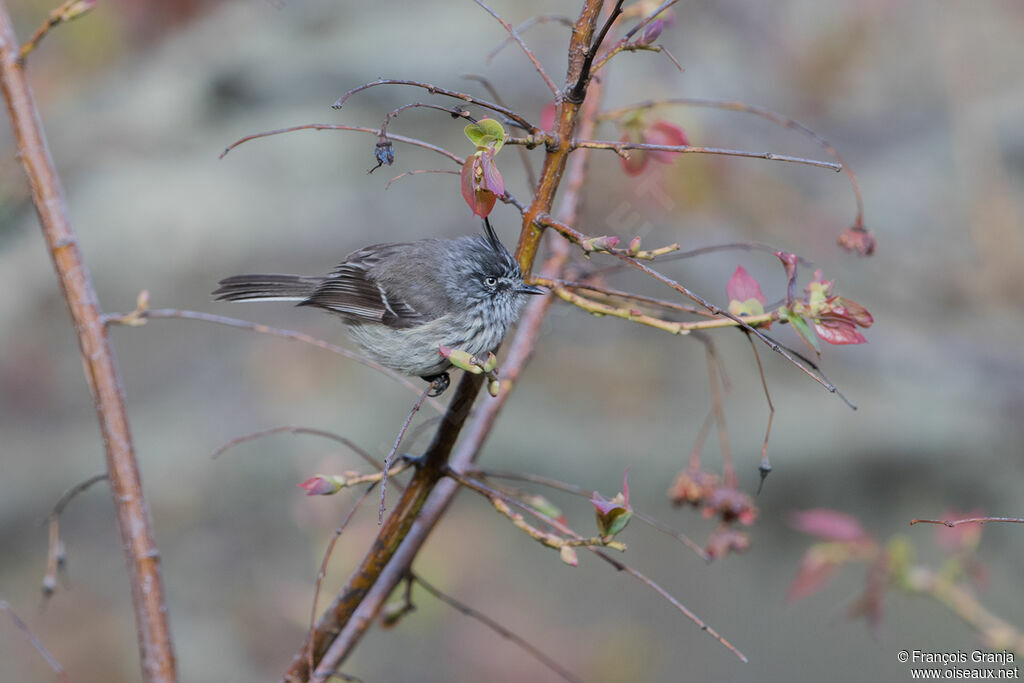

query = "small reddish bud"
[
  {"left": 298, "top": 475, "right": 343, "bottom": 496},
  {"left": 668, "top": 469, "right": 720, "bottom": 507},
  {"left": 703, "top": 486, "right": 758, "bottom": 525},
  {"left": 706, "top": 528, "right": 751, "bottom": 560}
]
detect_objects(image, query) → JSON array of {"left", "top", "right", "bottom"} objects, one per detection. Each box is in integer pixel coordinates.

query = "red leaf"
[
  {"left": 460, "top": 155, "right": 497, "bottom": 217},
  {"left": 789, "top": 508, "right": 867, "bottom": 541},
  {"left": 837, "top": 298, "right": 873, "bottom": 328},
  {"left": 726, "top": 266, "right": 766, "bottom": 306},
  {"left": 787, "top": 550, "right": 839, "bottom": 601},
  {"left": 775, "top": 251, "right": 799, "bottom": 306},
  {"left": 814, "top": 318, "right": 867, "bottom": 345}
]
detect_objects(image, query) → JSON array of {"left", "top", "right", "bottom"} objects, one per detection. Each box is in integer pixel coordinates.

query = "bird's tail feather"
[{"left": 212, "top": 274, "right": 322, "bottom": 303}]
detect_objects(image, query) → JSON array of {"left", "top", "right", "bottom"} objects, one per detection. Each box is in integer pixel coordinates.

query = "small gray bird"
[{"left": 213, "top": 220, "right": 545, "bottom": 394}]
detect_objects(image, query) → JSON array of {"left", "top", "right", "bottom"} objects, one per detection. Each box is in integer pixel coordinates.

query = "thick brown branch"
[{"left": 0, "top": 7, "right": 177, "bottom": 681}]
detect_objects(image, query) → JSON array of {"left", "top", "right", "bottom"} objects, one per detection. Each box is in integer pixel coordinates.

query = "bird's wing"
[{"left": 299, "top": 244, "right": 424, "bottom": 328}]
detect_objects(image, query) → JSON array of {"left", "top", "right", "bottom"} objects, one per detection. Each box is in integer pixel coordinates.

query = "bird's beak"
[{"left": 517, "top": 283, "right": 547, "bottom": 295}]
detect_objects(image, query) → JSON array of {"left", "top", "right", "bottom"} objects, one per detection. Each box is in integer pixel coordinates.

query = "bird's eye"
[{"left": 484, "top": 276, "right": 498, "bottom": 287}]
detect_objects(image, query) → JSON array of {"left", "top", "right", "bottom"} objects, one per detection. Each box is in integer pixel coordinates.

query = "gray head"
[{"left": 440, "top": 219, "right": 545, "bottom": 323}]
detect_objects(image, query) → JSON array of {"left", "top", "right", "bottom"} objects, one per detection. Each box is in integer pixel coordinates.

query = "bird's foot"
[{"left": 423, "top": 372, "right": 450, "bottom": 397}]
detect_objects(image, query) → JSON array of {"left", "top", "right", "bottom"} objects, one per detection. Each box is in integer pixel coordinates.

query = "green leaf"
[
  {"left": 786, "top": 310, "right": 820, "bottom": 355},
  {"left": 464, "top": 118, "right": 506, "bottom": 152}
]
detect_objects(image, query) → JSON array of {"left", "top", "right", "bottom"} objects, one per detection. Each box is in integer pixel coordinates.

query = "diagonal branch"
[
  {"left": 473, "top": 0, "right": 559, "bottom": 96},
  {"left": 1, "top": 600, "right": 70, "bottom": 683},
  {"left": 412, "top": 573, "right": 583, "bottom": 683},
  {"left": 485, "top": 14, "right": 573, "bottom": 63},
  {"left": 0, "top": 8, "right": 177, "bottom": 681}
]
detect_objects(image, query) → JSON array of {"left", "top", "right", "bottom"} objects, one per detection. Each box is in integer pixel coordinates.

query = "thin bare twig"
[
  {"left": 473, "top": 0, "right": 559, "bottom": 96},
  {"left": 451, "top": 471, "right": 746, "bottom": 662},
  {"left": 0, "top": 10, "right": 177, "bottom": 679},
  {"left": 412, "top": 574, "right": 583, "bottom": 683},
  {"left": 601, "top": 97, "right": 865, "bottom": 230},
  {"left": 17, "top": 0, "right": 95, "bottom": 63},
  {"left": 104, "top": 308, "right": 443, "bottom": 412},
  {"left": 704, "top": 344, "right": 735, "bottom": 488},
  {"left": 569, "top": 138, "right": 842, "bottom": 172},
  {"left": 910, "top": 517, "right": 1024, "bottom": 528},
  {"left": 0, "top": 600, "right": 70, "bottom": 682},
  {"left": 484, "top": 14, "right": 573, "bottom": 63},
  {"left": 378, "top": 384, "right": 432, "bottom": 523},
  {"left": 536, "top": 214, "right": 851, "bottom": 402},
  {"left": 211, "top": 425, "right": 382, "bottom": 470},
  {"left": 44, "top": 472, "right": 108, "bottom": 599},
  {"left": 332, "top": 79, "right": 538, "bottom": 133},
  {"left": 385, "top": 168, "right": 459, "bottom": 191},
  {"left": 306, "top": 484, "right": 377, "bottom": 680},
  {"left": 219, "top": 123, "right": 464, "bottom": 165},
  {"left": 745, "top": 333, "right": 775, "bottom": 492}
]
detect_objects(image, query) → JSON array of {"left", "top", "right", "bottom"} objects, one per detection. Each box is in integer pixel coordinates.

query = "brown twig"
[
  {"left": 104, "top": 307, "right": 443, "bottom": 412},
  {"left": 1, "top": 600, "right": 71, "bottom": 682},
  {"left": 384, "top": 168, "right": 459, "bottom": 191},
  {"left": 412, "top": 574, "right": 583, "bottom": 683},
  {"left": 0, "top": 9, "right": 177, "bottom": 680},
  {"left": 568, "top": 138, "right": 842, "bottom": 171},
  {"left": 470, "top": 469, "right": 709, "bottom": 560},
  {"left": 910, "top": 517, "right": 1024, "bottom": 528},
  {"left": 687, "top": 410, "right": 715, "bottom": 472},
  {"left": 450, "top": 471, "right": 746, "bottom": 662},
  {"left": 484, "top": 14, "right": 573, "bottom": 63},
  {"left": 601, "top": 97, "right": 865, "bottom": 230},
  {"left": 332, "top": 79, "right": 538, "bottom": 133},
  {"left": 704, "top": 344, "right": 735, "bottom": 488},
  {"left": 43, "top": 472, "right": 108, "bottom": 599},
  {"left": 219, "top": 123, "right": 464, "bottom": 165},
  {"left": 16, "top": 0, "right": 95, "bottom": 63},
  {"left": 473, "top": 0, "right": 559, "bottom": 96},
  {"left": 211, "top": 425, "right": 384, "bottom": 471},
  {"left": 533, "top": 276, "right": 715, "bottom": 318},
  {"left": 536, "top": 213, "right": 850, "bottom": 401}
]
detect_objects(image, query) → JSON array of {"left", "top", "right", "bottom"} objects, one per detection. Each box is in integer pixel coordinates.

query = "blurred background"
[{"left": 1, "top": 0, "right": 1022, "bottom": 680}]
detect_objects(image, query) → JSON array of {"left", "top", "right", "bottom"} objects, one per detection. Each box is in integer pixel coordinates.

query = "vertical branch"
[
  {"left": 292, "top": 6, "right": 612, "bottom": 679},
  {"left": 0, "top": 5, "right": 177, "bottom": 682}
]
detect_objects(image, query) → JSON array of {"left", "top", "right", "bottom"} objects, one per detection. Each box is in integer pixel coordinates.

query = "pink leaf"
[
  {"left": 814, "top": 318, "right": 867, "bottom": 345},
  {"left": 479, "top": 150, "right": 505, "bottom": 196},
  {"left": 787, "top": 550, "right": 839, "bottom": 601},
  {"left": 726, "top": 266, "right": 766, "bottom": 306},
  {"left": 789, "top": 508, "right": 867, "bottom": 541},
  {"left": 298, "top": 476, "right": 340, "bottom": 496}
]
